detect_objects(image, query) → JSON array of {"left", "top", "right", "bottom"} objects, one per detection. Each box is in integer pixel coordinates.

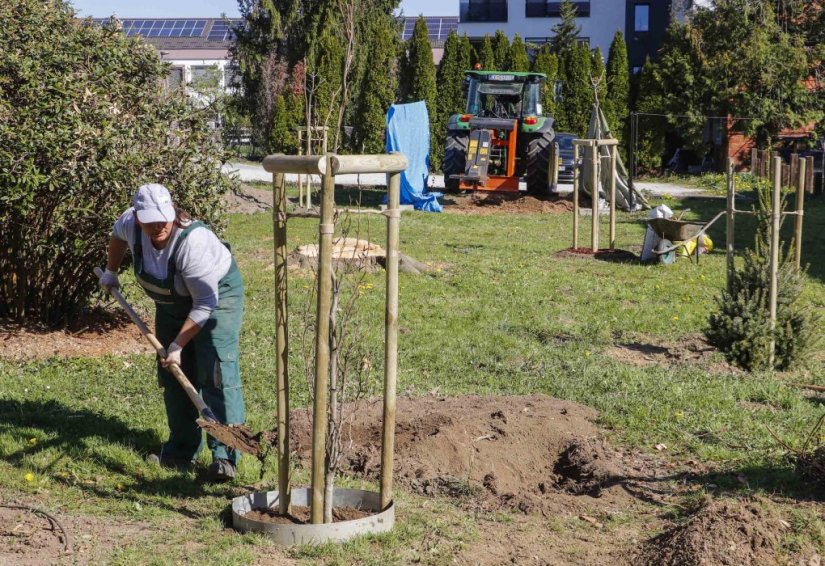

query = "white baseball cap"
[{"left": 132, "top": 184, "right": 175, "bottom": 224}]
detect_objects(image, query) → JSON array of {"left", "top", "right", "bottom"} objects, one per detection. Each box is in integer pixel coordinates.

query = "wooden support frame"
[
  {"left": 571, "top": 138, "right": 618, "bottom": 252},
  {"left": 265, "top": 152, "right": 408, "bottom": 525}
]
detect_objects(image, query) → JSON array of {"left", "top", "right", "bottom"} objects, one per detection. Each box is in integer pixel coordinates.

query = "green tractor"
[{"left": 443, "top": 70, "right": 556, "bottom": 195}]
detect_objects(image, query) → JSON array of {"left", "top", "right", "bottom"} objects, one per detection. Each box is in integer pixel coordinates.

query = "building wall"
[{"left": 457, "top": 0, "right": 626, "bottom": 56}]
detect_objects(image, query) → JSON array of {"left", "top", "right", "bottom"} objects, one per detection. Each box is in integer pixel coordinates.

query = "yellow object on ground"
[{"left": 675, "top": 235, "right": 714, "bottom": 257}]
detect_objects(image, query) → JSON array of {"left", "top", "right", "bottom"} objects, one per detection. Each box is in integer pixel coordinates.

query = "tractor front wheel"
[
  {"left": 526, "top": 131, "right": 554, "bottom": 197},
  {"left": 443, "top": 133, "right": 468, "bottom": 193}
]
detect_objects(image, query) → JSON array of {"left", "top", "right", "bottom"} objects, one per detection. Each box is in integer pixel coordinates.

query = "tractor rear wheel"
[
  {"left": 526, "top": 130, "right": 554, "bottom": 196},
  {"left": 443, "top": 133, "right": 468, "bottom": 193}
]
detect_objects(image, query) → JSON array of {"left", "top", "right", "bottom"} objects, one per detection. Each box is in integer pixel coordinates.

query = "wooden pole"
[
  {"left": 550, "top": 142, "right": 559, "bottom": 192},
  {"left": 297, "top": 130, "right": 305, "bottom": 208},
  {"left": 794, "top": 158, "right": 806, "bottom": 269},
  {"left": 768, "top": 157, "right": 781, "bottom": 370},
  {"left": 573, "top": 145, "right": 580, "bottom": 249},
  {"left": 310, "top": 156, "right": 335, "bottom": 524},
  {"left": 380, "top": 169, "right": 402, "bottom": 511},
  {"left": 590, "top": 145, "right": 599, "bottom": 252},
  {"left": 273, "top": 171, "right": 291, "bottom": 514},
  {"left": 751, "top": 147, "right": 758, "bottom": 175},
  {"left": 805, "top": 156, "right": 815, "bottom": 195},
  {"left": 726, "top": 158, "right": 735, "bottom": 292},
  {"left": 609, "top": 144, "right": 617, "bottom": 250}
]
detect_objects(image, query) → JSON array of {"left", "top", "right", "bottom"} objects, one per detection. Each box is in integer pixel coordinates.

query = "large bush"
[{"left": 0, "top": 0, "right": 234, "bottom": 325}]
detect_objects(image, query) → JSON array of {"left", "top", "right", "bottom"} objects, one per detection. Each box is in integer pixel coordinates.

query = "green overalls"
[{"left": 134, "top": 221, "right": 246, "bottom": 465}]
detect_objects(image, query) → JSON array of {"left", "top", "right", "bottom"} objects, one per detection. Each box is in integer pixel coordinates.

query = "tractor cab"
[{"left": 464, "top": 72, "right": 543, "bottom": 119}]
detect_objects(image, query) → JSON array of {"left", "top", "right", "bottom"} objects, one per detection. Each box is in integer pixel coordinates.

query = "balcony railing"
[
  {"left": 460, "top": 1, "right": 508, "bottom": 23},
  {"left": 525, "top": 1, "right": 590, "bottom": 18}
]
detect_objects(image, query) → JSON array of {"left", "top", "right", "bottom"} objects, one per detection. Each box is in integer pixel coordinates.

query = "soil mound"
[
  {"left": 289, "top": 394, "right": 632, "bottom": 512},
  {"left": 639, "top": 498, "right": 781, "bottom": 566},
  {"left": 0, "top": 504, "right": 69, "bottom": 565},
  {"left": 443, "top": 192, "right": 574, "bottom": 215}
]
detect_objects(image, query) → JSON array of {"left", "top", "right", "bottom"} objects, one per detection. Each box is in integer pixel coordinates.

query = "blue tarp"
[{"left": 385, "top": 102, "right": 442, "bottom": 212}]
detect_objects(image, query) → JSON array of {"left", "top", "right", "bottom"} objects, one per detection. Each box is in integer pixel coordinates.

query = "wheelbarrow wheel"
[{"left": 657, "top": 238, "right": 677, "bottom": 265}]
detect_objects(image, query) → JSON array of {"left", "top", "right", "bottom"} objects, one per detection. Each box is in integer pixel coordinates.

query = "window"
[
  {"left": 224, "top": 66, "right": 241, "bottom": 90},
  {"left": 525, "top": 1, "right": 590, "bottom": 18},
  {"left": 634, "top": 4, "right": 650, "bottom": 32}
]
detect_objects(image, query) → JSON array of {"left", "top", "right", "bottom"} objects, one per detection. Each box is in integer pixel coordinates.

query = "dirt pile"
[
  {"left": 289, "top": 394, "right": 632, "bottom": 513},
  {"left": 443, "top": 192, "right": 574, "bottom": 215},
  {"left": 639, "top": 498, "right": 782, "bottom": 566},
  {"left": 606, "top": 334, "right": 732, "bottom": 371},
  {"left": 0, "top": 504, "right": 69, "bottom": 565}
]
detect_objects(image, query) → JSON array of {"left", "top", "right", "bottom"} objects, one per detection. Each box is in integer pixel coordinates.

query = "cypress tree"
[
  {"left": 492, "top": 30, "right": 510, "bottom": 70},
  {"left": 532, "top": 46, "right": 559, "bottom": 121},
  {"left": 406, "top": 16, "right": 440, "bottom": 169},
  {"left": 605, "top": 30, "right": 629, "bottom": 144},
  {"left": 591, "top": 46, "right": 605, "bottom": 109},
  {"left": 548, "top": 0, "right": 582, "bottom": 55},
  {"left": 507, "top": 34, "right": 530, "bottom": 72},
  {"left": 558, "top": 42, "right": 592, "bottom": 135},
  {"left": 460, "top": 33, "right": 474, "bottom": 72},
  {"left": 478, "top": 34, "right": 495, "bottom": 70},
  {"left": 352, "top": 14, "right": 398, "bottom": 153},
  {"left": 435, "top": 31, "right": 466, "bottom": 161}
]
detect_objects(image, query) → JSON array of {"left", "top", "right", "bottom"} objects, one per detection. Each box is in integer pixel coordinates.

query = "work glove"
[
  {"left": 162, "top": 341, "right": 182, "bottom": 368},
  {"left": 99, "top": 268, "right": 120, "bottom": 293}
]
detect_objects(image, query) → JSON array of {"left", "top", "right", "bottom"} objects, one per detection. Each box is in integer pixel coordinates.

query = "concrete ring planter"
[{"left": 232, "top": 487, "right": 394, "bottom": 545}]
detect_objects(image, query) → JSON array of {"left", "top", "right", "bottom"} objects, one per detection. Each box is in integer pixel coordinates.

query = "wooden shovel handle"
[{"left": 94, "top": 267, "right": 217, "bottom": 421}]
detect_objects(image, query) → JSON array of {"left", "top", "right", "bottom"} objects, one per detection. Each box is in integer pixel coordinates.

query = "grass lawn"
[{"left": 1, "top": 182, "right": 824, "bottom": 564}]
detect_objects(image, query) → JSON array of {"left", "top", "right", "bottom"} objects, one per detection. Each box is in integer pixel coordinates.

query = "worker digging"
[{"left": 99, "top": 183, "right": 258, "bottom": 481}]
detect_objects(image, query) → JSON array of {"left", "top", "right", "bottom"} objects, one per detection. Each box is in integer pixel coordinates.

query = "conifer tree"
[
  {"left": 478, "top": 34, "right": 495, "bottom": 70},
  {"left": 405, "top": 16, "right": 440, "bottom": 169},
  {"left": 558, "top": 42, "right": 592, "bottom": 135},
  {"left": 352, "top": 14, "right": 398, "bottom": 153},
  {"left": 460, "top": 33, "right": 474, "bottom": 72},
  {"left": 507, "top": 34, "right": 530, "bottom": 72},
  {"left": 605, "top": 30, "right": 629, "bottom": 143},
  {"left": 532, "top": 46, "right": 559, "bottom": 120},
  {"left": 591, "top": 46, "right": 605, "bottom": 110},
  {"left": 435, "top": 31, "right": 466, "bottom": 161},
  {"left": 492, "top": 30, "right": 510, "bottom": 70},
  {"left": 548, "top": 0, "right": 582, "bottom": 55}
]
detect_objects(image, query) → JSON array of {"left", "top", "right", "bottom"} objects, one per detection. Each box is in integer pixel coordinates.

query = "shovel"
[{"left": 94, "top": 267, "right": 264, "bottom": 456}]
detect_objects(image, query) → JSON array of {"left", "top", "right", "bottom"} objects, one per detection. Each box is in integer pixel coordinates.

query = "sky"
[{"left": 69, "top": 0, "right": 457, "bottom": 19}]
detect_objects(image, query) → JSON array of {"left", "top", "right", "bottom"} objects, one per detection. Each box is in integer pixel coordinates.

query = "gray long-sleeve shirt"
[{"left": 112, "top": 208, "right": 232, "bottom": 326}]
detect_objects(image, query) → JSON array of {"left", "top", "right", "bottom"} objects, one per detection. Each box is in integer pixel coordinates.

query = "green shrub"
[
  {"left": 705, "top": 182, "right": 819, "bottom": 371},
  {"left": 0, "top": 0, "right": 234, "bottom": 325}
]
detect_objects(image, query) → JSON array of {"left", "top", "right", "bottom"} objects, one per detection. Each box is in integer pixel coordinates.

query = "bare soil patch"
[
  {"left": 639, "top": 498, "right": 784, "bottom": 566},
  {"left": 243, "top": 505, "right": 371, "bottom": 525},
  {"left": 0, "top": 500, "right": 154, "bottom": 565},
  {"left": 441, "top": 192, "right": 574, "bottom": 215},
  {"left": 289, "top": 394, "right": 671, "bottom": 516},
  {"left": 606, "top": 334, "right": 732, "bottom": 371},
  {"left": 0, "top": 307, "right": 148, "bottom": 362},
  {"left": 226, "top": 185, "right": 272, "bottom": 214}
]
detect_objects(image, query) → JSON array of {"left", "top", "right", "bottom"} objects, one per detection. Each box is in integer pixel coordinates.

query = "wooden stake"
[
  {"left": 310, "top": 157, "right": 335, "bottom": 524},
  {"left": 609, "top": 144, "right": 617, "bottom": 250},
  {"left": 573, "top": 145, "right": 579, "bottom": 249},
  {"left": 590, "top": 146, "right": 599, "bottom": 252},
  {"left": 805, "top": 156, "right": 815, "bottom": 195},
  {"left": 726, "top": 158, "right": 735, "bottom": 292},
  {"left": 273, "top": 171, "right": 291, "bottom": 514},
  {"left": 751, "top": 147, "right": 758, "bottom": 175},
  {"left": 768, "top": 157, "right": 781, "bottom": 369},
  {"left": 380, "top": 169, "right": 401, "bottom": 511},
  {"left": 795, "top": 158, "right": 806, "bottom": 269}
]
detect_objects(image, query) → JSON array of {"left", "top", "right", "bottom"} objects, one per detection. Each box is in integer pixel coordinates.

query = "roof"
[
  {"left": 93, "top": 16, "right": 459, "bottom": 50},
  {"left": 92, "top": 18, "right": 241, "bottom": 49}
]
